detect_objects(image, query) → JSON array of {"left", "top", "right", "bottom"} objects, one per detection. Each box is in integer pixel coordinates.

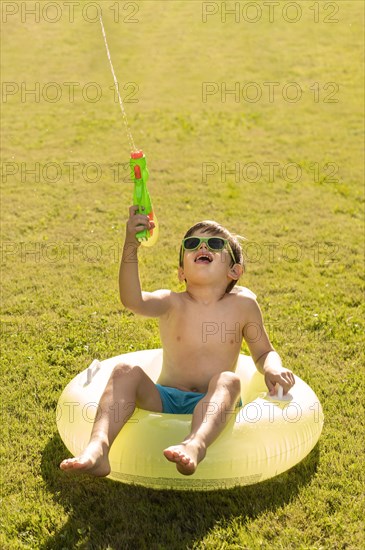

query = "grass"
[{"left": 1, "top": 0, "right": 364, "bottom": 548}]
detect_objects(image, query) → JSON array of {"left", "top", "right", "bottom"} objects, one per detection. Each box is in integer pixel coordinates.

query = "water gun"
[{"left": 130, "top": 150, "right": 158, "bottom": 247}]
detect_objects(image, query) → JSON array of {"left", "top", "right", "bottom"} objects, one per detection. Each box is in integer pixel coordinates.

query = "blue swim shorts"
[{"left": 156, "top": 384, "right": 206, "bottom": 414}]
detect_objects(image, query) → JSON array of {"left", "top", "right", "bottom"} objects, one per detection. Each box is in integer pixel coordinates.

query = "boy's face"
[{"left": 178, "top": 230, "right": 242, "bottom": 288}]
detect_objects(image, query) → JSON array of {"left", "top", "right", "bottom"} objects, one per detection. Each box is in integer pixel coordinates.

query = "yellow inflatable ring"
[{"left": 56, "top": 349, "right": 324, "bottom": 491}]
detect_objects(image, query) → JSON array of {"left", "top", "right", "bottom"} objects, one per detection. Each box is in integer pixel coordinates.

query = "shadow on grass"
[{"left": 41, "top": 433, "right": 320, "bottom": 550}]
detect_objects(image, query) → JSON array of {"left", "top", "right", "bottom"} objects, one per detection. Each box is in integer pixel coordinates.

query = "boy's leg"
[
  {"left": 164, "top": 371, "right": 240, "bottom": 475},
  {"left": 60, "top": 363, "right": 162, "bottom": 476}
]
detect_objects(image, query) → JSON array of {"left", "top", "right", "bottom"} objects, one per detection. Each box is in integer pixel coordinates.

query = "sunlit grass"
[{"left": 1, "top": 1, "right": 364, "bottom": 548}]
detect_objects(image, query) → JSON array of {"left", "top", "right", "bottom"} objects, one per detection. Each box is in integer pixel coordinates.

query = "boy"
[{"left": 60, "top": 206, "right": 295, "bottom": 477}]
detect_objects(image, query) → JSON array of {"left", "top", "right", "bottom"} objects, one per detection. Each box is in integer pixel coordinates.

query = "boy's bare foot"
[
  {"left": 59, "top": 440, "right": 111, "bottom": 477},
  {"left": 163, "top": 440, "right": 206, "bottom": 475}
]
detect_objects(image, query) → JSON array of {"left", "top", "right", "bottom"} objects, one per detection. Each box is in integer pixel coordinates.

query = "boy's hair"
[{"left": 179, "top": 220, "right": 245, "bottom": 293}]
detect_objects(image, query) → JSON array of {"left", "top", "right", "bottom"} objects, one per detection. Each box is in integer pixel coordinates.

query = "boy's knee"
[
  {"left": 217, "top": 371, "right": 241, "bottom": 394},
  {"left": 112, "top": 363, "right": 140, "bottom": 378}
]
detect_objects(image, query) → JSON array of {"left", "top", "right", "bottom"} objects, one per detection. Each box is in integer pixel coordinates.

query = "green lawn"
[{"left": 1, "top": 1, "right": 364, "bottom": 548}]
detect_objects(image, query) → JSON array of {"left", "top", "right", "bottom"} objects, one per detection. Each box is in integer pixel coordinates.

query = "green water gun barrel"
[{"left": 130, "top": 150, "right": 158, "bottom": 247}]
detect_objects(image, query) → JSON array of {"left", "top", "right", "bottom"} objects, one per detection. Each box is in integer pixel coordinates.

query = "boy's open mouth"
[{"left": 195, "top": 252, "right": 213, "bottom": 264}]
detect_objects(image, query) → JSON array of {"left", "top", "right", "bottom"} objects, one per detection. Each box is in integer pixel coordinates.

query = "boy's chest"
[{"left": 161, "top": 302, "right": 245, "bottom": 347}]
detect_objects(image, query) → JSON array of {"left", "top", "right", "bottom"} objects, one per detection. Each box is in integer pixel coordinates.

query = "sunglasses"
[{"left": 180, "top": 237, "right": 236, "bottom": 265}]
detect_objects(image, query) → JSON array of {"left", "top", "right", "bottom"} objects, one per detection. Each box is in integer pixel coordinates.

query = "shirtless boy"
[{"left": 60, "top": 206, "right": 295, "bottom": 476}]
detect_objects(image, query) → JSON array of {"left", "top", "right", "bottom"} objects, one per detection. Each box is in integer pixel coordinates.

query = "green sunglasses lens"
[
  {"left": 207, "top": 238, "right": 225, "bottom": 250},
  {"left": 184, "top": 237, "right": 201, "bottom": 250}
]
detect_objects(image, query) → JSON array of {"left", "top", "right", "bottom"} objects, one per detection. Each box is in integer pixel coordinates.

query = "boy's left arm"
[{"left": 241, "top": 296, "right": 295, "bottom": 395}]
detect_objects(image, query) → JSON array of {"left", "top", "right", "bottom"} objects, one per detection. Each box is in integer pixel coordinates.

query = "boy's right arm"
[{"left": 119, "top": 206, "right": 172, "bottom": 318}]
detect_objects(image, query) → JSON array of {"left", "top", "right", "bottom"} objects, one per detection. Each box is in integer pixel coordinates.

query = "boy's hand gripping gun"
[{"left": 130, "top": 150, "right": 158, "bottom": 247}]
